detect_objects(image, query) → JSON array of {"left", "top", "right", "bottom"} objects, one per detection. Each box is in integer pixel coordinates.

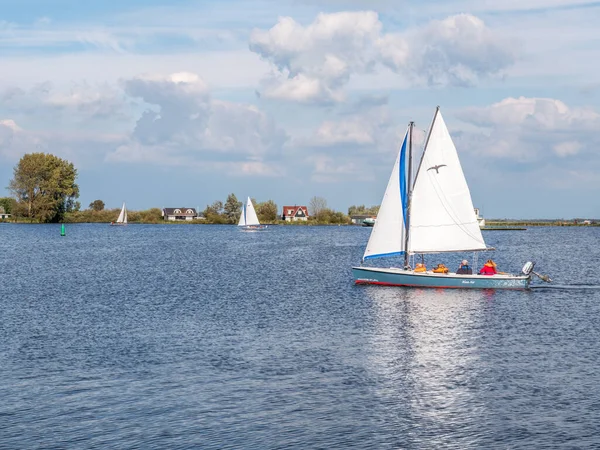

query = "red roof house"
[{"left": 282, "top": 205, "right": 309, "bottom": 221}]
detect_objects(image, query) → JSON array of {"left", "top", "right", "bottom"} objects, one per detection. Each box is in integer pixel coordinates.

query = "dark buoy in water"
[{"left": 61, "top": 223, "right": 65, "bottom": 236}]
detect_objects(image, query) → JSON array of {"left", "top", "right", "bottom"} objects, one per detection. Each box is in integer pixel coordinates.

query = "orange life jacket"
[{"left": 433, "top": 264, "right": 449, "bottom": 274}]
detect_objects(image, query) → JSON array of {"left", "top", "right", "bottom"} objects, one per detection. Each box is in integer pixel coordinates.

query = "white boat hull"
[
  {"left": 353, "top": 266, "right": 531, "bottom": 290},
  {"left": 239, "top": 225, "right": 267, "bottom": 231}
]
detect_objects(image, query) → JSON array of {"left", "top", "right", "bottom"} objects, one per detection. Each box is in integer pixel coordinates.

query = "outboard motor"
[
  {"left": 522, "top": 261, "right": 535, "bottom": 276},
  {"left": 522, "top": 261, "right": 552, "bottom": 282}
]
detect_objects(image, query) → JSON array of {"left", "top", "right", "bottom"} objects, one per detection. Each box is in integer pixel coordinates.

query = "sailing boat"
[
  {"left": 352, "top": 107, "right": 549, "bottom": 289},
  {"left": 238, "top": 197, "right": 266, "bottom": 230},
  {"left": 110, "top": 202, "right": 127, "bottom": 226}
]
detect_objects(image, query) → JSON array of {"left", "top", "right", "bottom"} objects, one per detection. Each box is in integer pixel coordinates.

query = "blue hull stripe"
[{"left": 363, "top": 251, "right": 405, "bottom": 261}]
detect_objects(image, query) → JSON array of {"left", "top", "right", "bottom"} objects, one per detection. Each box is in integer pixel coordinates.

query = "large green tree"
[
  {"left": 256, "top": 199, "right": 278, "bottom": 222},
  {"left": 89, "top": 199, "right": 105, "bottom": 211},
  {"left": 202, "top": 200, "right": 226, "bottom": 223},
  {"left": 8, "top": 153, "right": 80, "bottom": 222},
  {"left": 223, "top": 193, "right": 242, "bottom": 224},
  {"left": 203, "top": 200, "right": 223, "bottom": 216}
]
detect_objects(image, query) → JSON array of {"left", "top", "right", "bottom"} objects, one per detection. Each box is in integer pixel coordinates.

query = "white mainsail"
[
  {"left": 116, "top": 203, "right": 127, "bottom": 224},
  {"left": 408, "top": 109, "right": 486, "bottom": 253},
  {"left": 238, "top": 197, "right": 260, "bottom": 226},
  {"left": 362, "top": 130, "right": 409, "bottom": 261}
]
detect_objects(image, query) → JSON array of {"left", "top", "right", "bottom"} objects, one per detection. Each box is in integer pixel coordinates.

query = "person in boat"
[
  {"left": 414, "top": 263, "right": 427, "bottom": 272},
  {"left": 456, "top": 259, "right": 472, "bottom": 275},
  {"left": 432, "top": 263, "right": 449, "bottom": 274},
  {"left": 479, "top": 259, "right": 497, "bottom": 275}
]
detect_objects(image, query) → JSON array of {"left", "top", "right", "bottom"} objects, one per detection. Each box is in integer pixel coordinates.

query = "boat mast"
[{"left": 403, "top": 121, "right": 414, "bottom": 269}]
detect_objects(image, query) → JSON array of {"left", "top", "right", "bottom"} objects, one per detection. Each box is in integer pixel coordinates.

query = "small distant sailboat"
[
  {"left": 110, "top": 202, "right": 127, "bottom": 226},
  {"left": 352, "top": 107, "right": 550, "bottom": 289},
  {"left": 238, "top": 197, "right": 266, "bottom": 230}
]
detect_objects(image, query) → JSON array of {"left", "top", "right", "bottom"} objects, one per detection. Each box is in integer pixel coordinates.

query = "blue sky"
[{"left": 1, "top": 0, "right": 600, "bottom": 218}]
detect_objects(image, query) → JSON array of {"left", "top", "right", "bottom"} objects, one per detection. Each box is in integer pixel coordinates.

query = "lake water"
[{"left": 1, "top": 224, "right": 599, "bottom": 449}]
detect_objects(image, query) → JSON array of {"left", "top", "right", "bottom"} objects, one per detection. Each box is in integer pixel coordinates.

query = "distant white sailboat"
[
  {"left": 111, "top": 202, "right": 127, "bottom": 226},
  {"left": 238, "top": 197, "right": 266, "bottom": 230}
]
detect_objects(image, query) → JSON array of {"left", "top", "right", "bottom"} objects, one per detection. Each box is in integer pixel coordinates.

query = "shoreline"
[
  {"left": 485, "top": 221, "right": 599, "bottom": 227},
  {"left": 0, "top": 220, "right": 349, "bottom": 226}
]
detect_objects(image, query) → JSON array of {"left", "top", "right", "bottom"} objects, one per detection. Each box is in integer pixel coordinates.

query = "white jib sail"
[
  {"left": 408, "top": 109, "right": 486, "bottom": 253},
  {"left": 238, "top": 197, "right": 260, "bottom": 226},
  {"left": 362, "top": 130, "right": 408, "bottom": 261},
  {"left": 117, "top": 203, "right": 127, "bottom": 224}
]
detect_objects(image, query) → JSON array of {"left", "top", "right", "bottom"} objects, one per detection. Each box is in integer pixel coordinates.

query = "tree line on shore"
[
  {"left": 2, "top": 152, "right": 596, "bottom": 226},
  {"left": 1, "top": 152, "right": 379, "bottom": 225},
  {"left": 191, "top": 195, "right": 377, "bottom": 225}
]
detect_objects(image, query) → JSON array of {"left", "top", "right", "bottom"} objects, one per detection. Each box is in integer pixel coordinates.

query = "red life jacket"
[{"left": 479, "top": 265, "right": 496, "bottom": 275}]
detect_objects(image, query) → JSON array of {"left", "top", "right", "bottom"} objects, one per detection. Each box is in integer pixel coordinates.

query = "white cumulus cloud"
[
  {"left": 289, "top": 99, "right": 417, "bottom": 182},
  {"left": 461, "top": 96, "right": 600, "bottom": 131},
  {"left": 0, "top": 73, "right": 288, "bottom": 176},
  {"left": 457, "top": 96, "right": 600, "bottom": 163},
  {"left": 108, "top": 72, "right": 288, "bottom": 173},
  {"left": 250, "top": 11, "right": 515, "bottom": 104},
  {"left": 1, "top": 81, "right": 126, "bottom": 119},
  {"left": 402, "top": 14, "right": 516, "bottom": 87}
]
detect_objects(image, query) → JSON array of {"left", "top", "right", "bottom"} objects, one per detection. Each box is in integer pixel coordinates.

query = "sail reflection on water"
[{"left": 364, "top": 287, "right": 495, "bottom": 446}]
